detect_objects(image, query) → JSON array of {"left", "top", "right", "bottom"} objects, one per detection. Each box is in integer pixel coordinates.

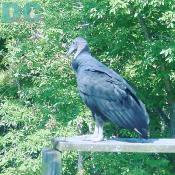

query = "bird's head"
[{"left": 67, "top": 37, "right": 89, "bottom": 57}]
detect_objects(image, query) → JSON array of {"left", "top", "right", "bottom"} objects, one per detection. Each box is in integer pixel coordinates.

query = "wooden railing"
[{"left": 42, "top": 137, "right": 175, "bottom": 175}]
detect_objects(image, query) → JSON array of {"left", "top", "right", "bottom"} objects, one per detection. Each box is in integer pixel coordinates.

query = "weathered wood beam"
[{"left": 52, "top": 137, "right": 175, "bottom": 153}]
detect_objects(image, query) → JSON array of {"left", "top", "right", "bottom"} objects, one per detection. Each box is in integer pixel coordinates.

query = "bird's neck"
[
  {"left": 74, "top": 45, "right": 90, "bottom": 59},
  {"left": 72, "top": 50, "right": 92, "bottom": 73}
]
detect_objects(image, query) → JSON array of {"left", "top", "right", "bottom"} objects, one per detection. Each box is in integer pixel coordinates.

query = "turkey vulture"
[{"left": 67, "top": 37, "right": 149, "bottom": 141}]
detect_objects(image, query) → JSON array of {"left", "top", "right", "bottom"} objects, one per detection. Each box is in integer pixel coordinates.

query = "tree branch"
[{"left": 137, "top": 14, "right": 152, "bottom": 41}]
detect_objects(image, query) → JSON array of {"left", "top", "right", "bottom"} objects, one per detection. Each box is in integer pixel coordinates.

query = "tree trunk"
[
  {"left": 78, "top": 152, "right": 84, "bottom": 175},
  {"left": 160, "top": 65, "right": 175, "bottom": 138},
  {"left": 170, "top": 103, "right": 175, "bottom": 138}
]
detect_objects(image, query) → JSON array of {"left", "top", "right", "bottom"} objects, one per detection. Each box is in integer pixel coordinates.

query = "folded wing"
[{"left": 77, "top": 68, "right": 149, "bottom": 138}]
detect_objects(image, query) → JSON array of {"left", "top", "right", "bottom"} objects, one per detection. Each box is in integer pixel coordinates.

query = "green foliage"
[
  {"left": 83, "top": 153, "right": 171, "bottom": 175},
  {"left": 0, "top": 0, "right": 175, "bottom": 174}
]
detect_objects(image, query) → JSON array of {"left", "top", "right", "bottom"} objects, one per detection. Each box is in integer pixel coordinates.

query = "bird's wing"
[
  {"left": 77, "top": 68, "right": 149, "bottom": 136},
  {"left": 85, "top": 56, "right": 137, "bottom": 95}
]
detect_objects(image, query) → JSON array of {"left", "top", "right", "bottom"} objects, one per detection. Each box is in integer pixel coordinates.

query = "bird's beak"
[{"left": 66, "top": 44, "right": 77, "bottom": 56}]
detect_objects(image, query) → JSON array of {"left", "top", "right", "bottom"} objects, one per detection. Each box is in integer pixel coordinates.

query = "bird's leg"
[
  {"left": 71, "top": 115, "right": 104, "bottom": 141},
  {"left": 79, "top": 115, "right": 104, "bottom": 141},
  {"left": 90, "top": 115, "right": 104, "bottom": 141}
]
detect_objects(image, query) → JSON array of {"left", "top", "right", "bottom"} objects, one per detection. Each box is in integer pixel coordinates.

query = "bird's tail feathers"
[{"left": 134, "top": 128, "right": 149, "bottom": 139}]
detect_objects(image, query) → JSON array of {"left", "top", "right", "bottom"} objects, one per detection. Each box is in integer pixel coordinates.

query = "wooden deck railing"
[{"left": 42, "top": 137, "right": 175, "bottom": 175}]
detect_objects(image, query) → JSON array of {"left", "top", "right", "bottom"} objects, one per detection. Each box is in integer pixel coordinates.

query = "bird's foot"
[
  {"left": 86, "top": 135, "right": 103, "bottom": 142},
  {"left": 70, "top": 134, "right": 103, "bottom": 142}
]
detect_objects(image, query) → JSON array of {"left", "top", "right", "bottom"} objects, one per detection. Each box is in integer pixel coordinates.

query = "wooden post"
[{"left": 42, "top": 148, "right": 61, "bottom": 175}]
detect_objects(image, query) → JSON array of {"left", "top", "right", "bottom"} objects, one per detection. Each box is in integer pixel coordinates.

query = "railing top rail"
[{"left": 52, "top": 137, "right": 175, "bottom": 153}]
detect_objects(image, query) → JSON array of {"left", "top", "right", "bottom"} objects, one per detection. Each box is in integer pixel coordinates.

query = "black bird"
[{"left": 67, "top": 37, "right": 149, "bottom": 141}]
